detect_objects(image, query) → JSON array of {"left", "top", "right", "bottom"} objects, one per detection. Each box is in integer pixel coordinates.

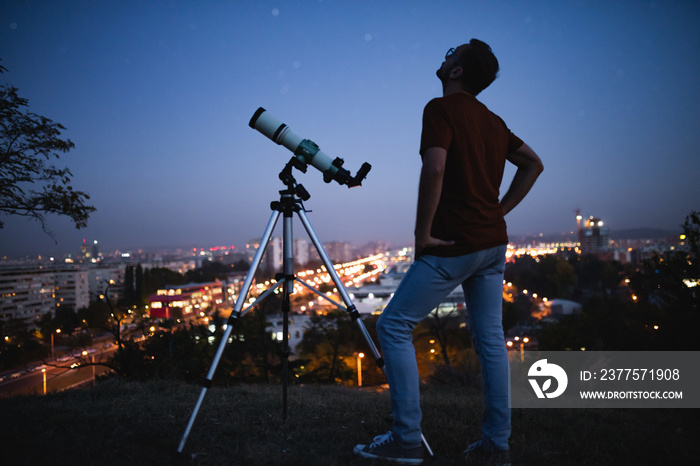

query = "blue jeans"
[{"left": 376, "top": 245, "right": 510, "bottom": 450}]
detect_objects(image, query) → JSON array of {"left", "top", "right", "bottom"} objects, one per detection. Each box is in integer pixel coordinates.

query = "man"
[{"left": 354, "top": 40, "right": 543, "bottom": 464}]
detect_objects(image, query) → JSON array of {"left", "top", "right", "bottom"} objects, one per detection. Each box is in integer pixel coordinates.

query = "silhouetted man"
[{"left": 354, "top": 39, "right": 543, "bottom": 464}]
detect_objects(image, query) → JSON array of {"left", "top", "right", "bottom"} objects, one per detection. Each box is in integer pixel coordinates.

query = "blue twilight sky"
[{"left": 1, "top": 0, "right": 699, "bottom": 258}]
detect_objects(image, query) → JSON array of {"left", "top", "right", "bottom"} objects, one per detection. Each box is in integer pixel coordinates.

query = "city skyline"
[
  {"left": 1, "top": 1, "right": 699, "bottom": 258},
  {"left": 0, "top": 215, "right": 679, "bottom": 264}
]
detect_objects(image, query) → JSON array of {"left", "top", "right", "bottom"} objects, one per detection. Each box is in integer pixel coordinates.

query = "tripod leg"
[
  {"left": 177, "top": 209, "right": 281, "bottom": 454},
  {"left": 296, "top": 209, "right": 434, "bottom": 457}
]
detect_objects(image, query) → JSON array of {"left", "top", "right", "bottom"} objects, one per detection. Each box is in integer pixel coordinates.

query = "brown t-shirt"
[{"left": 419, "top": 93, "right": 523, "bottom": 257}]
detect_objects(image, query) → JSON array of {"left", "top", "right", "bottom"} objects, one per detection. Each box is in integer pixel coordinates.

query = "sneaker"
[
  {"left": 462, "top": 439, "right": 511, "bottom": 465},
  {"left": 354, "top": 431, "right": 424, "bottom": 464}
]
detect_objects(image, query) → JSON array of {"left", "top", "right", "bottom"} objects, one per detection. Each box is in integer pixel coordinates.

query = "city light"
[{"left": 506, "top": 242, "right": 575, "bottom": 260}]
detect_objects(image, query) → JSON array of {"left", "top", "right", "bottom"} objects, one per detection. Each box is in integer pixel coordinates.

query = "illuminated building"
[
  {"left": 149, "top": 282, "right": 227, "bottom": 319},
  {"left": 54, "top": 268, "right": 89, "bottom": 312},
  {"left": 0, "top": 265, "right": 89, "bottom": 328},
  {"left": 580, "top": 216, "right": 610, "bottom": 255},
  {"left": 294, "top": 238, "right": 310, "bottom": 266},
  {"left": 0, "top": 267, "right": 55, "bottom": 327},
  {"left": 266, "top": 237, "right": 283, "bottom": 272},
  {"left": 323, "top": 241, "right": 354, "bottom": 263},
  {"left": 80, "top": 239, "right": 101, "bottom": 263},
  {"left": 247, "top": 237, "right": 311, "bottom": 272},
  {"left": 87, "top": 265, "right": 124, "bottom": 303}
]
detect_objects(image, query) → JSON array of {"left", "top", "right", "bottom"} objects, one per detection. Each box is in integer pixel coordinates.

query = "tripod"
[{"left": 177, "top": 157, "right": 433, "bottom": 457}]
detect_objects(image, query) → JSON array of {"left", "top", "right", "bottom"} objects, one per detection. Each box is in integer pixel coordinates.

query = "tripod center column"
[{"left": 282, "top": 194, "right": 296, "bottom": 296}]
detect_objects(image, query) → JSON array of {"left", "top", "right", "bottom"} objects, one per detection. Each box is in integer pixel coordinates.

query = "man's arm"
[
  {"left": 500, "top": 143, "right": 544, "bottom": 216},
  {"left": 414, "top": 147, "right": 454, "bottom": 255}
]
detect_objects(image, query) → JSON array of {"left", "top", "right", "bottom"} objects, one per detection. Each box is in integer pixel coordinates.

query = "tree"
[
  {"left": 682, "top": 210, "right": 700, "bottom": 259},
  {"left": 0, "top": 63, "right": 95, "bottom": 236},
  {"left": 123, "top": 266, "right": 135, "bottom": 307},
  {"left": 184, "top": 261, "right": 230, "bottom": 283},
  {"left": 414, "top": 304, "right": 459, "bottom": 368},
  {"left": 297, "top": 310, "right": 361, "bottom": 384},
  {"left": 141, "top": 267, "right": 186, "bottom": 300},
  {"left": 539, "top": 211, "right": 700, "bottom": 351},
  {"left": 0, "top": 317, "right": 48, "bottom": 370},
  {"left": 625, "top": 211, "right": 700, "bottom": 349}
]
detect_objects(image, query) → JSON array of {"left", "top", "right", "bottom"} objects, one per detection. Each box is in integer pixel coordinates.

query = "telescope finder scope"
[{"left": 249, "top": 107, "right": 371, "bottom": 187}]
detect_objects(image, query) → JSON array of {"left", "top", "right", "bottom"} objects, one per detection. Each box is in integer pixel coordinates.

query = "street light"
[
  {"left": 520, "top": 336, "right": 530, "bottom": 363},
  {"left": 357, "top": 352, "right": 365, "bottom": 387},
  {"left": 82, "top": 350, "right": 95, "bottom": 383},
  {"left": 51, "top": 329, "right": 61, "bottom": 360}
]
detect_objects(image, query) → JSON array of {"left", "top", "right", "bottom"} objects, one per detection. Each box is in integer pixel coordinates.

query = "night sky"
[{"left": 1, "top": 0, "right": 699, "bottom": 258}]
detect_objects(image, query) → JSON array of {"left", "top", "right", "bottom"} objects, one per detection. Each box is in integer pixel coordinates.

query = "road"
[{"left": 0, "top": 345, "right": 117, "bottom": 398}]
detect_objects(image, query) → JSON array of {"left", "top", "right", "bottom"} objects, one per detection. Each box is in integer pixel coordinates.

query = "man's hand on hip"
[{"left": 415, "top": 235, "right": 454, "bottom": 256}]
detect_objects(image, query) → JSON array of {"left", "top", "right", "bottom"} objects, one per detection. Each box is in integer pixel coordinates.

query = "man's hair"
[{"left": 457, "top": 39, "right": 499, "bottom": 95}]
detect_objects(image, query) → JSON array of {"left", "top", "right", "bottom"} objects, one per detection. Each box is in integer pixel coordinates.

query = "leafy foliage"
[
  {"left": 296, "top": 310, "right": 377, "bottom": 384},
  {"left": 414, "top": 307, "right": 480, "bottom": 386},
  {"left": 0, "top": 317, "right": 48, "bottom": 370},
  {"left": 0, "top": 63, "right": 95, "bottom": 235}
]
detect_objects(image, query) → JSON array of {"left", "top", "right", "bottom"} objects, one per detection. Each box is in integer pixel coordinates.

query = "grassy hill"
[{"left": 0, "top": 380, "right": 698, "bottom": 465}]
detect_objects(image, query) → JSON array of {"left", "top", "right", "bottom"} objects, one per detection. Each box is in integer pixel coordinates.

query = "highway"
[{"left": 0, "top": 344, "right": 117, "bottom": 398}]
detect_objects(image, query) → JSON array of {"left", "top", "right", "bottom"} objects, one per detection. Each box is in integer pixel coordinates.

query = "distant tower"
[
  {"left": 80, "top": 239, "right": 100, "bottom": 262},
  {"left": 294, "top": 238, "right": 310, "bottom": 266},
  {"left": 582, "top": 216, "right": 610, "bottom": 255},
  {"left": 80, "top": 239, "right": 91, "bottom": 261},
  {"left": 91, "top": 240, "right": 100, "bottom": 261},
  {"left": 575, "top": 209, "right": 582, "bottom": 244},
  {"left": 265, "top": 237, "right": 283, "bottom": 272}
]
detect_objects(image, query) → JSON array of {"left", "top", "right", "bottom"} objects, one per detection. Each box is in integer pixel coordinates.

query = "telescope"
[
  {"left": 249, "top": 107, "right": 371, "bottom": 187},
  {"left": 178, "top": 108, "right": 434, "bottom": 459}
]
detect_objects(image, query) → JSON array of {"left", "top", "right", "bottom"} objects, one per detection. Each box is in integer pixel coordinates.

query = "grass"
[{"left": 0, "top": 380, "right": 698, "bottom": 465}]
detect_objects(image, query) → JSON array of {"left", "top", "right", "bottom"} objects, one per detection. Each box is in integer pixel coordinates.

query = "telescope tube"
[
  {"left": 249, "top": 107, "right": 370, "bottom": 186},
  {"left": 249, "top": 107, "right": 334, "bottom": 172}
]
